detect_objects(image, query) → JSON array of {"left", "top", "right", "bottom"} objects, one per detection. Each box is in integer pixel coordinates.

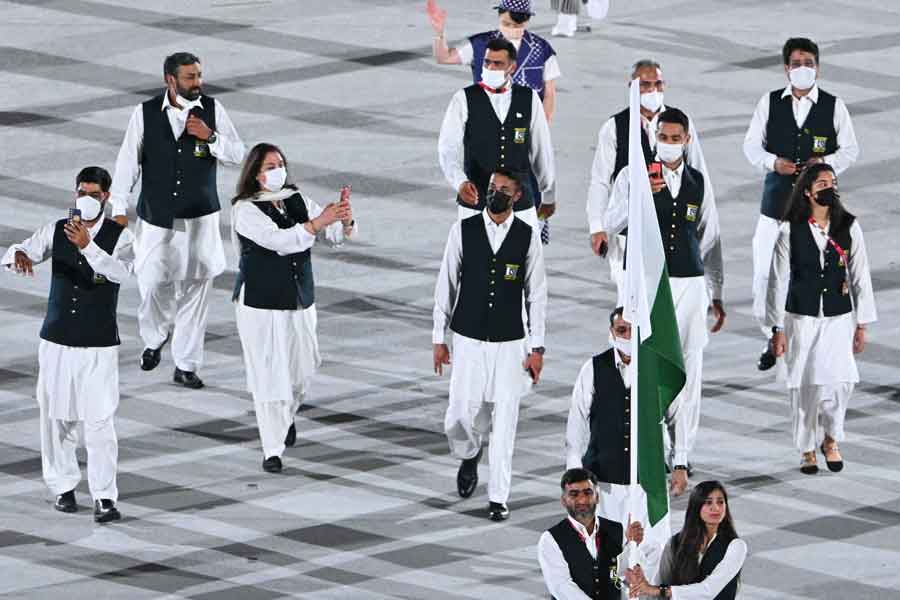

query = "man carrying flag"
[{"left": 606, "top": 98, "right": 726, "bottom": 497}]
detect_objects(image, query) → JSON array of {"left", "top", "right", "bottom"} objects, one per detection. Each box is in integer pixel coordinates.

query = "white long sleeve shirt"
[
  {"left": 742, "top": 85, "right": 859, "bottom": 175},
  {"left": 110, "top": 91, "right": 246, "bottom": 217},
  {"left": 605, "top": 160, "right": 724, "bottom": 300},
  {"left": 765, "top": 219, "right": 876, "bottom": 328},
  {"left": 586, "top": 106, "right": 714, "bottom": 234},
  {"left": 437, "top": 86, "right": 556, "bottom": 203},
  {"left": 231, "top": 191, "right": 357, "bottom": 258},
  {"left": 656, "top": 536, "right": 748, "bottom": 600},
  {"left": 432, "top": 210, "right": 547, "bottom": 347},
  {"left": 566, "top": 351, "right": 631, "bottom": 470},
  {"left": 2, "top": 217, "right": 135, "bottom": 283}
]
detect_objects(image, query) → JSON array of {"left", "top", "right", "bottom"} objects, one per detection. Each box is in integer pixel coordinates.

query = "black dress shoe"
[
  {"left": 263, "top": 456, "right": 283, "bottom": 473},
  {"left": 821, "top": 443, "right": 844, "bottom": 472},
  {"left": 456, "top": 447, "right": 483, "bottom": 498},
  {"left": 140, "top": 334, "right": 169, "bottom": 371},
  {"left": 173, "top": 368, "right": 204, "bottom": 389},
  {"left": 488, "top": 502, "right": 510, "bottom": 521},
  {"left": 54, "top": 490, "right": 77, "bottom": 513},
  {"left": 284, "top": 423, "right": 296, "bottom": 447},
  {"left": 94, "top": 499, "right": 121, "bottom": 523},
  {"left": 757, "top": 345, "right": 776, "bottom": 371}
]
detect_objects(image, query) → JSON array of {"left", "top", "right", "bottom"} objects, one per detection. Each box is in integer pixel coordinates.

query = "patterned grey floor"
[{"left": 1, "top": 1, "right": 899, "bottom": 598}]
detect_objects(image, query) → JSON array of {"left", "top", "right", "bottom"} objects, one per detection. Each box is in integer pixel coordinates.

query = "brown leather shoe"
[
  {"left": 800, "top": 451, "right": 818, "bottom": 475},
  {"left": 820, "top": 441, "right": 844, "bottom": 472}
]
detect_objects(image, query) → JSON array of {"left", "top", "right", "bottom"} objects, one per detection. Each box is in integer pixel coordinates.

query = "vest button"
[
  {"left": 70, "top": 309, "right": 76, "bottom": 314},
  {"left": 173, "top": 192, "right": 178, "bottom": 196},
  {"left": 823, "top": 288, "right": 827, "bottom": 292},
  {"left": 491, "top": 269, "right": 496, "bottom": 274},
  {"left": 671, "top": 212, "right": 676, "bottom": 217},
  {"left": 501, "top": 136, "right": 506, "bottom": 140},
  {"left": 72, "top": 297, "right": 77, "bottom": 302},
  {"left": 670, "top": 234, "right": 675, "bottom": 239},
  {"left": 492, "top": 258, "right": 496, "bottom": 262},
  {"left": 672, "top": 202, "right": 677, "bottom": 207},
  {"left": 488, "top": 302, "right": 493, "bottom": 307},
  {"left": 490, "top": 292, "right": 494, "bottom": 296},
  {"left": 294, "top": 275, "right": 299, "bottom": 280},
  {"left": 177, "top": 148, "right": 182, "bottom": 153},
  {"left": 669, "top": 245, "right": 675, "bottom": 251},
  {"left": 176, "top": 180, "right": 181, "bottom": 185},
  {"left": 500, "top": 154, "right": 505, "bottom": 159}
]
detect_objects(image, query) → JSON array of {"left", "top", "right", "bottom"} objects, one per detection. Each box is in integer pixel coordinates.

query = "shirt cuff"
[
  {"left": 589, "top": 218, "right": 606, "bottom": 234},
  {"left": 432, "top": 328, "right": 446, "bottom": 345},
  {"left": 764, "top": 154, "right": 777, "bottom": 172},
  {"left": 529, "top": 335, "right": 545, "bottom": 349},
  {"left": 80, "top": 240, "right": 104, "bottom": 260}
]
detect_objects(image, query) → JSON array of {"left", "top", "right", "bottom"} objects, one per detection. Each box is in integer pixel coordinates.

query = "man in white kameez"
[
  {"left": 438, "top": 37, "right": 556, "bottom": 230},
  {"left": 766, "top": 164, "right": 875, "bottom": 474},
  {"left": 433, "top": 170, "right": 547, "bottom": 521},
  {"left": 110, "top": 52, "right": 245, "bottom": 388},
  {"left": 2, "top": 167, "right": 134, "bottom": 522},
  {"left": 587, "top": 60, "right": 715, "bottom": 305},
  {"left": 605, "top": 109, "right": 726, "bottom": 497}
]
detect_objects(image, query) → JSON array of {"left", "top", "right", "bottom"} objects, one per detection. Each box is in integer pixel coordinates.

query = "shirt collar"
[
  {"left": 567, "top": 515, "right": 600, "bottom": 539},
  {"left": 661, "top": 160, "right": 685, "bottom": 177},
  {"left": 161, "top": 89, "right": 203, "bottom": 112},
  {"left": 781, "top": 84, "right": 819, "bottom": 103},
  {"left": 482, "top": 209, "right": 514, "bottom": 230},
  {"left": 87, "top": 217, "right": 105, "bottom": 236}
]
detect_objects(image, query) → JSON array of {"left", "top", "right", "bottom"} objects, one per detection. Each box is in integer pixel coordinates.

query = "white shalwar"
[
  {"left": 743, "top": 84, "right": 859, "bottom": 334},
  {"left": 433, "top": 211, "right": 547, "bottom": 504},
  {"left": 606, "top": 161, "right": 722, "bottom": 466},
  {"left": 766, "top": 220, "right": 876, "bottom": 453},
  {"left": 587, "top": 107, "right": 716, "bottom": 303},
  {"left": 566, "top": 355, "right": 667, "bottom": 585},
  {"left": 110, "top": 91, "right": 246, "bottom": 372},
  {"left": 232, "top": 190, "right": 354, "bottom": 459},
  {"left": 2, "top": 218, "right": 135, "bottom": 501}
]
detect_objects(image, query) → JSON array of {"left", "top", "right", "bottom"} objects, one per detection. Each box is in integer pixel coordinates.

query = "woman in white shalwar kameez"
[
  {"left": 231, "top": 143, "right": 355, "bottom": 473},
  {"left": 767, "top": 163, "right": 876, "bottom": 475}
]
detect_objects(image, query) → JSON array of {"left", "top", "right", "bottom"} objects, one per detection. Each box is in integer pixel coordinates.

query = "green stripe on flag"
[{"left": 638, "top": 267, "right": 686, "bottom": 526}]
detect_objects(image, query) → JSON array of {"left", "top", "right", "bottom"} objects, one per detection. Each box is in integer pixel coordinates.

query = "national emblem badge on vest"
[
  {"left": 504, "top": 263, "right": 520, "bottom": 280},
  {"left": 686, "top": 204, "right": 699, "bottom": 222},
  {"left": 514, "top": 128, "right": 527, "bottom": 144},
  {"left": 813, "top": 136, "right": 828, "bottom": 153}
]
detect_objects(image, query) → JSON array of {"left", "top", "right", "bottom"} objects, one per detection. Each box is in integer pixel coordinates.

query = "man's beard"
[
  {"left": 177, "top": 84, "right": 202, "bottom": 101},
  {"left": 566, "top": 504, "right": 596, "bottom": 521}
]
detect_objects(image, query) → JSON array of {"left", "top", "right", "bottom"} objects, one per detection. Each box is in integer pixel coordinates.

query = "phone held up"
[
  {"left": 68, "top": 208, "right": 82, "bottom": 224},
  {"left": 648, "top": 161, "right": 663, "bottom": 180}
]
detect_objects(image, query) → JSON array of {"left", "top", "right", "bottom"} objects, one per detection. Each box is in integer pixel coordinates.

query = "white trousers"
[
  {"left": 457, "top": 205, "right": 539, "bottom": 229},
  {"left": 663, "top": 277, "right": 709, "bottom": 467},
  {"left": 445, "top": 333, "right": 531, "bottom": 504},
  {"left": 791, "top": 383, "right": 853, "bottom": 453},
  {"left": 752, "top": 214, "right": 781, "bottom": 337},
  {"left": 256, "top": 394, "right": 304, "bottom": 460},
  {"left": 607, "top": 234, "right": 627, "bottom": 306},
  {"left": 138, "top": 278, "right": 213, "bottom": 372},
  {"left": 38, "top": 400, "right": 118, "bottom": 502}
]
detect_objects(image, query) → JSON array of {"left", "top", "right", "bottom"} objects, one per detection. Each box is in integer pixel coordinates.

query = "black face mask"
[
  {"left": 487, "top": 189, "right": 513, "bottom": 214},
  {"left": 814, "top": 187, "right": 838, "bottom": 207}
]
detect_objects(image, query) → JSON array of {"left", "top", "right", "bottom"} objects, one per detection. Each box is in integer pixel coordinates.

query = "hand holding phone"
[
  {"left": 648, "top": 161, "right": 666, "bottom": 193},
  {"left": 68, "top": 208, "right": 82, "bottom": 224}
]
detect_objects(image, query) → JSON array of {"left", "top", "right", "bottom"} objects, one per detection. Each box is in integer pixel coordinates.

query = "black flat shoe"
[
  {"left": 140, "top": 334, "right": 169, "bottom": 371},
  {"left": 821, "top": 443, "right": 844, "bottom": 472},
  {"left": 54, "top": 490, "right": 77, "bottom": 513},
  {"left": 757, "top": 347, "right": 776, "bottom": 371},
  {"left": 93, "top": 499, "right": 121, "bottom": 523},
  {"left": 488, "top": 502, "right": 509, "bottom": 521},
  {"left": 456, "top": 448, "right": 482, "bottom": 498},
  {"left": 285, "top": 423, "right": 296, "bottom": 447},
  {"left": 173, "top": 368, "right": 204, "bottom": 389},
  {"left": 800, "top": 452, "right": 819, "bottom": 475},
  {"left": 263, "top": 456, "right": 283, "bottom": 473}
]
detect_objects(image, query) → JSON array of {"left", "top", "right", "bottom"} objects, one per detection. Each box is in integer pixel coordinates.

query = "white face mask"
[
  {"left": 481, "top": 68, "right": 509, "bottom": 90},
  {"left": 76, "top": 195, "right": 103, "bottom": 221},
  {"left": 640, "top": 90, "right": 664, "bottom": 113},
  {"left": 788, "top": 66, "right": 817, "bottom": 90},
  {"left": 609, "top": 332, "right": 632, "bottom": 358},
  {"left": 656, "top": 141, "right": 684, "bottom": 164},
  {"left": 262, "top": 166, "right": 287, "bottom": 191}
]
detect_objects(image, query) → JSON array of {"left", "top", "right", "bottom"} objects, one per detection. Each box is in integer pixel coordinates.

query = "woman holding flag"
[{"left": 766, "top": 163, "right": 876, "bottom": 474}]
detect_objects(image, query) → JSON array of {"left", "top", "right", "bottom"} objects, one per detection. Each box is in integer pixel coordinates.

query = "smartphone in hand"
[
  {"left": 340, "top": 184, "right": 351, "bottom": 203},
  {"left": 68, "top": 208, "right": 82, "bottom": 224},
  {"left": 648, "top": 161, "right": 663, "bottom": 180},
  {"left": 598, "top": 240, "right": 608, "bottom": 258}
]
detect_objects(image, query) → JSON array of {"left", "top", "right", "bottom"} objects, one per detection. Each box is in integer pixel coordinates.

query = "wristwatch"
[
  {"left": 206, "top": 131, "right": 218, "bottom": 144},
  {"left": 658, "top": 584, "right": 671, "bottom": 598},
  {"left": 673, "top": 465, "right": 688, "bottom": 472},
  {"left": 531, "top": 346, "right": 545, "bottom": 355},
  {"left": 771, "top": 325, "right": 783, "bottom": 334}
]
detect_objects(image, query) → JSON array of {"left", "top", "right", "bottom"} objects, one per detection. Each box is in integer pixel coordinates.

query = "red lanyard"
[
  {"left": 569, "top": 519, "right": 601, "bottom": 555},
  {"left": 478, "top": 82, "right": 507, "bottom": 94},
  {"left": 808, "top": 218, "right": 848, "bottom": 266}
]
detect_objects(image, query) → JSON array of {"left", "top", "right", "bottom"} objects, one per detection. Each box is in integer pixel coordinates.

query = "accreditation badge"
[
  {"left": 93, "top": 273, "right": 108, "bottom": 284},
  {"left": 194, "top": 140, "right": 210, "bottom": 158},
  {"left": 514, "top": 128, "right": 527, "bottom": 144},
  {"left": 685, "top": 204, "right": 699, "bottom": 222},
  {"left": 813, "top": 136, "right": 828, "bottom": 154},
  {"left": 504, "top": 263, "right": 520, "bottom": 280}
]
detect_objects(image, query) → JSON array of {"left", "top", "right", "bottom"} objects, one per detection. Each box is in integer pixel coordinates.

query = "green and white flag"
[{"left": 623, "top": 79, "right": 686, "bottom": 527}]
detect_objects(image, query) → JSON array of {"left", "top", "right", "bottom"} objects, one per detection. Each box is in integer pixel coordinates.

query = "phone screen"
[
  {"left": 68, "top": 208, "right": 82, "bottom": 224},
  {"left": 648, "top": 162, "right": 663, "bottom": 179}
]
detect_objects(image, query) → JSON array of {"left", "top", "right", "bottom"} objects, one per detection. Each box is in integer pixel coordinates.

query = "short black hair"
[
  {"left": 658, "top": 107, "right": 690, "bottom": 133},
  {"left": 486, "top": 37, "right": 517, "bottom": 63},
  {"left": 164, "top": 52, "right": 201, "bottom": 78},
  {"left": 76, "top": 166, "right": 112, "bottom": 193},
  {"left": 782, "top": 38, "right": 819, "bottom": 65},
  {"left": 498, "top": 9, "right": 531, "bottom": 24},
  {"left": 491, "top": 168, "right": 522, "bottom": 191},
  {"left": 560, "top": 468, "right": 598, "bottom": 490},
  {"left": 609, "top": 306, "right": 624, "bottom": 327}
]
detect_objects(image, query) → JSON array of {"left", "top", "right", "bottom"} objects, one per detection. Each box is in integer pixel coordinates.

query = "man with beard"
[
  {"left": 110, "top": 52, "right": 245, "bottom": 388},
  {"left": 538, "top": 468, "right": 645, "bottom": 600},
  {"left": 433, "top": 169, "right": 547, "bottom": 521}
]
